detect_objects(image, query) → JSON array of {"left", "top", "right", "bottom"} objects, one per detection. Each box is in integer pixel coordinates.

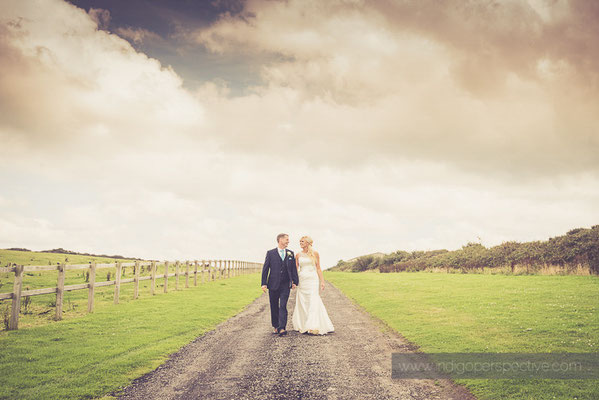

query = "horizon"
[
  {"left": 3, "top": 222, "right": 596, "bottom": 267},
  {"left": 1, "top": 0, "right": 598, "bottom": 269}
]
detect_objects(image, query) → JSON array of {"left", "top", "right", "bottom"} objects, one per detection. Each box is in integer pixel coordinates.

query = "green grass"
[
  {"left": 324, "top": 271, "right": 599, "bottom": 400},
  {"left": 0, "top": 249, "right": 213, "bottom": 330},
  {"left": 0, "top": 273, "right": 262, "bottom": 400}
]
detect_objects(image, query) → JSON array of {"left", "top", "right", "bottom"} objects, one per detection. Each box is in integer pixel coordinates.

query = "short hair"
[{"left": 276, "top": 233, "right": 288, "bottom": 242}]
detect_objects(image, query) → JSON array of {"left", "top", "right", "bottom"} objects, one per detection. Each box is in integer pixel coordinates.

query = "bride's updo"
[{"left": 301, "top": 235, "right": 316, "bottom": 263}]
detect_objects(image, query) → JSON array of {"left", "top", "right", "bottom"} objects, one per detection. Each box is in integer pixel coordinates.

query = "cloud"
[
  {"left": 191, "top": 0, "right": 599, "bottom": 179},
  {"left": 116, "top": 26, "right": 163, "bottom": 45},
  {"left": 0, "top": 0, "right": 204, "bottom": 154},
  {"left": 88, "top": 7, "right": 111, "bottom": 30},
  {"left": 0, "top": 0, "right": 597, "bottom": 267}
]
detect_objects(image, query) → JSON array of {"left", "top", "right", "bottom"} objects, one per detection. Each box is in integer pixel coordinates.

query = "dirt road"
[{"left": 113, "top": 281, "right": 476, "bottom": 400}]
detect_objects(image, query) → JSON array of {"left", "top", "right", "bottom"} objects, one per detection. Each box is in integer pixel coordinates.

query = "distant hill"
[
  {"left": 0, "top": 248, "right": 143, "bottom": 267},
  {"left": 38, "top": 248, "right": 144, "bottom": 260},
  {"left": 4, "top": 247, "right": 143, "bottom": 261}
]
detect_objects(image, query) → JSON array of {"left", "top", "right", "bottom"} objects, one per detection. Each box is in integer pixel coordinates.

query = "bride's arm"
[{"left": 315, "top": 251, "right": 325, "bottom": 290}]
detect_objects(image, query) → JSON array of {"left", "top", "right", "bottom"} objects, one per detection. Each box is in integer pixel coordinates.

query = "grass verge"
[
  {"left": 324, "top": 270, "right": 599, "bottom": 400},
  {"left": 0, "top": 273, "right": 262, "bottom": 400}
]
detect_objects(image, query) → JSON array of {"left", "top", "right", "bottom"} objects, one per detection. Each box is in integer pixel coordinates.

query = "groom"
[{"left": 261, "top": 233, "right": 299, "bottom": 336}]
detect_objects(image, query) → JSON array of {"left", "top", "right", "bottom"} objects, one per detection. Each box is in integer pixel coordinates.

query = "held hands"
[{"left": 261, "top": 284, "right": 297, "bottom": 291}]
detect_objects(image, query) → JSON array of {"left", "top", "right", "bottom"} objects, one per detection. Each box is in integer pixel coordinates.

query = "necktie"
[{"left": 279, "top": 249, "right": 284, "bottom": 260}]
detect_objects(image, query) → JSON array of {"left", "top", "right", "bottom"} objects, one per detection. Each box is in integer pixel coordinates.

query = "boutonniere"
[{"left": 286, "top": 250, "right": 292, "bottom": 257}]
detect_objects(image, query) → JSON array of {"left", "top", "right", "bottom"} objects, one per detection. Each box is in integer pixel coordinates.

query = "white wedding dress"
[{"left": 292, "top": 253, "right": 334, "bottom": 335}]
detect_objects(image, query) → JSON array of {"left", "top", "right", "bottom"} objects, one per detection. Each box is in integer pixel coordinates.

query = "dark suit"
[{"left": 261, "top": 248, "right": 300, "bottom": 330}]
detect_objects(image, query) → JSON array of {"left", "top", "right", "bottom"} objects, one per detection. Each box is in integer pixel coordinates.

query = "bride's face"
[{"left": 300, "top": 239, "right": 307, "bottom": 249}]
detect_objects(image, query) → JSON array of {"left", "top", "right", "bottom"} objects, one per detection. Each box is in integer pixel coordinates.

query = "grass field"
[
  {"left": 0, "top": 249, "right": 217, "bottom": 330},
  {"left": 0, "top": 272, "right": 262, "bottom": 400},
  {"left": 324, "top": 270, "right": 599, "bottom": 400}
]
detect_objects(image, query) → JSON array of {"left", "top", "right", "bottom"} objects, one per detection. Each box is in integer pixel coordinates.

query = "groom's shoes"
[
  {"left": 278, "top": 329, "right": 288, "bottom": 336},
  {"left": 273, "top": 327, "right": 279, "bottom": 334}
]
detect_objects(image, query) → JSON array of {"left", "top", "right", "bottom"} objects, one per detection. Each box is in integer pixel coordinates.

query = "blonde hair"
[{"left": 300, "top": 236, "right": 316, "bottom": 263}]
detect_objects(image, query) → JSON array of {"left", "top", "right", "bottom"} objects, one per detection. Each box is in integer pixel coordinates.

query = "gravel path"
[{"left": 113, "top": 281, "right": 476, "bottom": 400}]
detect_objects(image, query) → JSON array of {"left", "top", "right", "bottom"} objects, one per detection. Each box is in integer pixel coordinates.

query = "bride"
[{"left": 292, "top": 236, "right": 334, "bottom": 335}]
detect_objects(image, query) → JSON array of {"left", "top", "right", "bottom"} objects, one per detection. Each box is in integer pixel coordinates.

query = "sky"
[{"left": 0, "top": 0, "right": 598, "bottom": 268}]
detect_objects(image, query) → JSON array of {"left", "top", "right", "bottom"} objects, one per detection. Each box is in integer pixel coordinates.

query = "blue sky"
[{"left": 68, "top": 0, "right": 264, "bottom": 93}]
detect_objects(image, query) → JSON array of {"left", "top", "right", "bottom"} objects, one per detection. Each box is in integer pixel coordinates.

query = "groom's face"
[{"left": 278, "top": 235, "right": 289, "bottom": 248}]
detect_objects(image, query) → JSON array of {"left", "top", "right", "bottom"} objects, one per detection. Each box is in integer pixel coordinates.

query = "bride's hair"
[{"left": 300, "top": 236, "right": 316, "bottom": 263}]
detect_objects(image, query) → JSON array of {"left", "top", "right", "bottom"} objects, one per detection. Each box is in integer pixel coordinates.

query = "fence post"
[
  {"left": 114, "top": 261, "right": 122, "bottom": 304},
  {"left": 87, "top": 261, "right": 96, "bottom": 313},
  {"left": 9, "top": 264, "right": 23, "bottom": 330},
  {"left": 55, "top": 263, "right": 65, "bottom": 320},
  {"left": 227, "top": 260, "right": 231, "bottom": 278},
  {"left": 175, "top": 261, "right": 180, "bottom": 290},
  {"left": 201, "top": 260, "right": 206, "bottom": 284},
  {"left": 150, "top": 261, "right": 157, "bottom": 295},
  {"left": 193, "top": 261, "right": 198, "bottom": 286},
  {"left": 220, "top": 260, "right": 224, "bottom": 279},
  {"left": 164, "top": 261, "right": 169, "bottom": 293},
  {"left": 133, "top": 260, "right": 140, "bottom": 299},
  {"left": 185, "top": 261, "right": 190, "bottom": 288}
]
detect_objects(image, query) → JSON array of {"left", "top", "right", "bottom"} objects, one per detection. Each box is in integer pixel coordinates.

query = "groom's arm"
[{"left": 261, "top": 251, "right": 270, "bottom": 287}]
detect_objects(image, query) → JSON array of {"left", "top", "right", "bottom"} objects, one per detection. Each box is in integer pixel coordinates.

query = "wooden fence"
[{"left": 0, "top": 259, "right": 261, "bottom": 330}]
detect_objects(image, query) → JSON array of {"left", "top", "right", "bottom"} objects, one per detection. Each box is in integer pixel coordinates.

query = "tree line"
[{"left": 331, "top": 225, "right": 599, "bottom": 275}]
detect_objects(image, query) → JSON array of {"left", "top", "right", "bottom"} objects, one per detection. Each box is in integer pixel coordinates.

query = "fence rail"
[{"left": 1, "top": 259, "right": 261, "bottom": 330}]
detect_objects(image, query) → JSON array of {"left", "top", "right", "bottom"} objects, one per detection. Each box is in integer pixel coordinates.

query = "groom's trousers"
[{"left": 268, "top": 282, "right": 291, "bottom": 330}]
